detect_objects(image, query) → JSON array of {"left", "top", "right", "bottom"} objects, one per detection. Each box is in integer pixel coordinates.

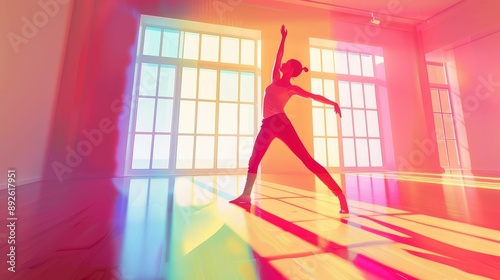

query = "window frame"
[
  {"left": 309, "top": 38, "right": 386, "bottom": 172},
  {"left": 125, "top": 15, "right": 261, "bottom": 176},
  {"left": 427, "top": 61, "right": 461, "bottom": 169}
]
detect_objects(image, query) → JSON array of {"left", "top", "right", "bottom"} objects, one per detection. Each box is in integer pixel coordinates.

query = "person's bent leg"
[{"left": 278, "top": 124, "right": 349, "bottom": 213}]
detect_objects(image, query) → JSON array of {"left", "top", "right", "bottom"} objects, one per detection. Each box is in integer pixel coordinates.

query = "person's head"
[{"left": 280, "top": 59, "right": 309, "bottom": 77}]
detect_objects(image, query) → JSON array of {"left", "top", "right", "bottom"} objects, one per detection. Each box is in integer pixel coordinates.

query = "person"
[{"left": 230, "top": 25, "right": 349, "bottom": 214}]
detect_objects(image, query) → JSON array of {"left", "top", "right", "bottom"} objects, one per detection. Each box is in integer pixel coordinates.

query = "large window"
[
  {"left": 427, "top": 62, "right": 460, "bottom": 168},
  {"left": 127, "top": 16, "right": 261, "bottom": 175},
  {"left": 309, "top": 38, "right": 384, "bottom": 169}
]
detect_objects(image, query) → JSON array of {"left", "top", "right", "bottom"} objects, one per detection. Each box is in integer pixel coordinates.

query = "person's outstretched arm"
[
  {"left": 290, "top": 85, "right": 342, "bottom": 117},
  {"left": 272, "top": 25, "right": 287, "bottom": 82}
]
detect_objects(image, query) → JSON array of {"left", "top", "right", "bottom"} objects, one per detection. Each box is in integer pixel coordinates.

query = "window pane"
[
  {"left": 437, "top": 139, "right": 449, "bottom": 167},
  {"left": 355, "top": 139, "right": 369, "bottom": 167},
  {"left": 310, "top": 48, "right": 321, "bottom": 72},
  {"left": 240, "top": 104, "right": 254, "bottom": 135},
  {"left": 158, "top": 65, "right": 175, "bottom": 98},
  {"left": 161, "top": 29, "right": 179, "bottom": 58},
  {"left": 178, "top": 100, "right": 196, "bottom": 133},
  {"left": 196, "top": 101, "right": 216, "bottom": 134},
  {"left": 324, "top": 79, "right": 336, "bottom": 101},
  {"left": 327, "top": 138, "right": 340, "bottom": 167},
  {"left": 342, "top": 138, "right": 356, "bottom": 167},
  {"left": 334, "top": 51, "right": 348, "bottom": 74},
  {"left": 339, "top": 81, "right": 351, "bottom": 107},
  {"left": 149, "top": 179, "right": 169, "bottom": 216},
  {"left": 369, "top": 139, "right": 382, "bottom": 167},
  {"left": 361, "top": 54, "right": 374, "bottom": 77},
  {"left": 181, "top": 67, "right": 197, "bottom": 99},
  {"left": 152, "top": 135, "right": 170, "bottom": 169},
  {"left": 191, "top": 179, "right": 213, "bottom": 205},
  {"left": 217, "top": 136, "right": 237, "bottom": 168},
  {"left": 220, "top": 71, "right": 238, "bottom": 101},
  {"left": 366, "top": 110, "right": 380, "bottom": 137},
  {"left": 312, "top": 108, "right": 325, "bottom": 136},
  {"left": 348, "top": 53, "right": 362, "bottom": 76},
  {"left": 239, "top": 136, "right": 254, "bottom": 168},
  {"left": 195, "top": 136, "right": 214, "bottom": 168},
  {"left": 128, "top": 179, "right": 148, "bottom": 213},
  {"left": 183, "top": 32, "right": 199, "bottom": 60},
  {"left": 200, "top": 34, "right": 219, "bottom": 62},
  {"left": 240, "top": 72, "right": 254, "bottom": 102},
  {"left": 447, "top": 140, "right": 460, "bottom": 166},
  {"left": 431, "top": 89, "right": 441, "bottom": 112},
  {"left": 311, "top": 78, "right": 323, "bottom": 95},
  {"left": 341, "top": 109, "right": 353, "bottom": 136},
  {"left": 155, "top": 99, "right": 173, "bottom": 133},
  {"left": 427, "top": 64, "right": 447, "bottom": 84},
  {"left": 198, "top": 69, "right": 217, "bottom": 100},
  {"left": 311, "top": 78, "right": 323, "bottom": 107},
  {"left": 221, "top": 37, "right": 239, "bottom": 64},
  {"left": 143, "top": 26, "right": 161, "bottom": 56},
  {"left": 439, "top": 89, "right": 451, "bottom": 113},
  {"left": 176, "top": 135, "right": 194, "bottom": 169},
  {"left": 351, "top": 82, "right": 364, "bottom": 108},
  {"left": 353, "top": 110, "right": 367, "bottom": 137},
  {"left": 434, "top": 113, "right": 444, "bottom": 139},
  {"left": 241, "top": 39, "right": 255, "bottom": 65},
  {"left": 139, "top": 63, "right": 158, "bottom": 96},
  {"left": 258, "top": 40, "right": 262, "bottom": 69},
  {"left": 136, "top": 98, "right": 155, "bottom": 132},
  {"left": 325, "top": 108, "right": 338, "bottom": 137},
  {"left": 442, "top": 114, "right": 455, "bottom": 139},
  {"left": 258, "top": 76, "right": 261, "bottom": 103},
  {"left": 314, "top": 138, "right": 327, "bottom": 166},
  {"left": 218, "top": 103, "right": 238, "bottom": 134},
  {"left": 364, "top": 83, "right": 377, "bottom": 109},
  {"left": 132, "top": 134, "right": 152, "bottom": 169},
  {"left": 321, "top": 49, "right": 334, "bottom": 73}
]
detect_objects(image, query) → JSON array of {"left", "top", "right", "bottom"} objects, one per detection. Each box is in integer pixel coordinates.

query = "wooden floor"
[{"left": 1, "top": 172, "right": 500, "bottom": 279}]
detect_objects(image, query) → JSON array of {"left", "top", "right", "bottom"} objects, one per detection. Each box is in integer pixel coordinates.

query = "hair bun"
[{"left": 303, "top": 67, "right": 309, "bottom": 73}]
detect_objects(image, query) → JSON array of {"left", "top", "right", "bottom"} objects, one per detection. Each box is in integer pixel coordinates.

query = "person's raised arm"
[
  {"left": 272, "top": 25, "right": 287, "bottom": 82},
  {"left": 290, "top": 85, "right": 342, "bottom": 117}
]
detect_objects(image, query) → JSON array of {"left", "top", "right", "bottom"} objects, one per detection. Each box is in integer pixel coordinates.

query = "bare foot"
[
  {"left": 229, "top": 195, "right": 251, "bottom": 204},
  {"left": 337, "top": 193, "right": 349, "bottom": 214}
]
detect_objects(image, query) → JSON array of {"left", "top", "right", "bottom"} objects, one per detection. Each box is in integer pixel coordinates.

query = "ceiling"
[{"left": 271, "top": 0, "right": 465, "bottom": 24}]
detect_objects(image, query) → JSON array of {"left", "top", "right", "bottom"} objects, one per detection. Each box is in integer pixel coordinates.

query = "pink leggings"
[{"left": 247, "top": 113, "right": 343, "bottom": 195}]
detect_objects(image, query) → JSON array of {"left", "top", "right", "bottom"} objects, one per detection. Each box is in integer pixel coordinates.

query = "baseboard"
[
  {"left": 471, "top": 169, "right": 500, "bottom": 177},
  {"left": 0, "top": 176, "right": 42, "bottom": 190}
]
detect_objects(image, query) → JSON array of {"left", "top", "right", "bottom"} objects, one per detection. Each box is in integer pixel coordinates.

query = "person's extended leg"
[
  {"left": 230, "top": 122, "right": 275, "bottom": 204},
  {"left": 277, "top": 121, "right": 349, "bottom": 213}
]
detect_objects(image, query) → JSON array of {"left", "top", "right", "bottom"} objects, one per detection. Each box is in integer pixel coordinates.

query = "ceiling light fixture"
[{"left": 371, "top": 13, "right": 380, "bottom": 25}]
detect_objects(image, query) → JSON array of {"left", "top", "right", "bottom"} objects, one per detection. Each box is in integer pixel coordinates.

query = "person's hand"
[
  {"left": 333, "top": 102, "right": 342, "bottom": 118},
  {"left": 281, "top": 25, "right": 287, "bottom": 38}
]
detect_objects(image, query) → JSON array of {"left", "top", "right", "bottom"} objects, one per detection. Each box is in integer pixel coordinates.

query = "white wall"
[
  {"left": 0, "top": 0, "right": 74, "bottom": 188},
  {"left": 419, "top": 0, "right": 500, "bottom": 175}
]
